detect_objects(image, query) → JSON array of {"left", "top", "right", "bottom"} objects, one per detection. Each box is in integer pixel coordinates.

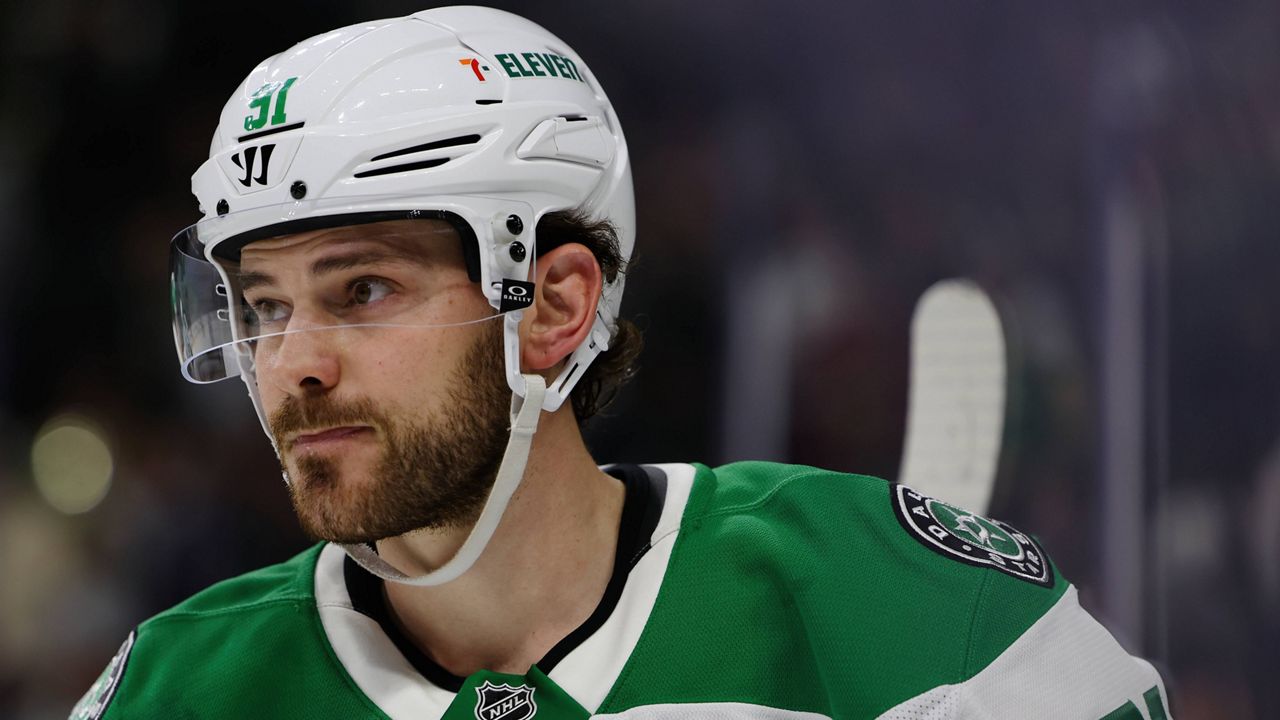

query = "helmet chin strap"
[{"left": 340, "top": 372, "right": 546, "bottom": 586}]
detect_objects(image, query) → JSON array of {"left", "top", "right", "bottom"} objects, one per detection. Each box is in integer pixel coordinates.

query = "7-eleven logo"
[{"left": 460, "top": 58, "right": 492, "bottom": 82}]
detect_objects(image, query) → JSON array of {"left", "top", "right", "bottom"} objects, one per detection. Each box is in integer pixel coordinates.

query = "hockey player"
[{"left": 73, "top": 7, "right": 1171, "bottom": 719}]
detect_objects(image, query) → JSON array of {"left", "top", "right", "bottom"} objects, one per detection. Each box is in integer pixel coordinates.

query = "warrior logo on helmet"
[{"left": 229, "top": 144, "right": 274, "bottom": 187}]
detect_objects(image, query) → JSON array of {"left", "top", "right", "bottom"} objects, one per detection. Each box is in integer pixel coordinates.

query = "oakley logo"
[
  {"left": 499, "top": 279, "right": 535, "bottom": 313},
  {"left": 230, "top": 144, "right": 275, "bottom": 187}
]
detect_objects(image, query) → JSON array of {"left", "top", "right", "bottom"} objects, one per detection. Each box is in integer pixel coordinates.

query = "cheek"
[{"left": 356, "top": 328, "right": 471, "bottom": 397}]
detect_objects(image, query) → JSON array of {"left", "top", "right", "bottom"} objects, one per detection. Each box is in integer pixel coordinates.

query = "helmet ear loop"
[
  {"left": 499, "top": 233, "right": 538, "bottom": 402},
  {"left": 506, "top": 239, "right": 611, "bottom": 413},
  {"left": 542, "top": 311, "right": 608, "bottom": 413},
  {"left": 499, "top": 239, "right": 579, "bottom": 413}
]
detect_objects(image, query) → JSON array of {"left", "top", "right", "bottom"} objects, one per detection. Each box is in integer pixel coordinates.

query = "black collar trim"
[{"left": 343, "top": 464, "right": 667, "bottom": 693}]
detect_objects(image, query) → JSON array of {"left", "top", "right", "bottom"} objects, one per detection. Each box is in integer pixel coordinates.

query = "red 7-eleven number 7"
[{"left": 460, "top": 58, "right": 488, "bottom": 82}]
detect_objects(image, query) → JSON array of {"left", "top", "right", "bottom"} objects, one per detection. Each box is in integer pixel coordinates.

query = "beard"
[{"left": 267, "top": 322, "right": 511, "bottom": 544}]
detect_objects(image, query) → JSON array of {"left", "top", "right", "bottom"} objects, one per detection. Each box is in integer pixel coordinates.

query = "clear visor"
[{"left": 171, "top": 209, "right": 507, "bottom": 383}]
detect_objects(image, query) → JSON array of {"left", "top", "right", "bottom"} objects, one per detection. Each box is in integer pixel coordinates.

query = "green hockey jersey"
[{"left": 72, "top": 462, "right": 1171, "bottom": 719}]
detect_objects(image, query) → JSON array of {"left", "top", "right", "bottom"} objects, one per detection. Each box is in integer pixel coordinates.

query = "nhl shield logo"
[{"left": 474, "top": 680, "right": 537, "bottom": 720}]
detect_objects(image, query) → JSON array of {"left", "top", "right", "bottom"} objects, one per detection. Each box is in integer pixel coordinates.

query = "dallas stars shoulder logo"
[
  {"left": 891, "top": 484, "right": 1055, "bottom": 587},
  {"left": 474, "top": 680, "right": 537, "bottom": 720}
]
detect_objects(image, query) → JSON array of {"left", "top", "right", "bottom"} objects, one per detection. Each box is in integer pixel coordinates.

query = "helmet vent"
[
  {"left": 369, "top": 134, "right": 482, "bottom": 163},
  {"left": 353, "top": 134, "right": 483, "bottom": 179},
  {"left": 353, "top": 157, "right": 451, "bottom": 178}
]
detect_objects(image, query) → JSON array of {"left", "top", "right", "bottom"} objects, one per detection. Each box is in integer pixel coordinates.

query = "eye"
[
  {"left": 243, "top": 297, "right": 289, "bottom": 328},
  {"left": 348, "top": 278, "right": 394, "bottom": 306}
]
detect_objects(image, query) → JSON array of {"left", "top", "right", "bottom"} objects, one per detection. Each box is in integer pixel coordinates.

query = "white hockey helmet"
[
  {"left": 168, "top": 6, "right": 634, "bottom": 585},
  {"left": 171, "top": 5, "right": 633, "bottom": 413}
]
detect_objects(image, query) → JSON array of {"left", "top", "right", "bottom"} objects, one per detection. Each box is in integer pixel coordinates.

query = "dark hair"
[{"left": 536, "top": 209, "right": 643, "bottom": 422}]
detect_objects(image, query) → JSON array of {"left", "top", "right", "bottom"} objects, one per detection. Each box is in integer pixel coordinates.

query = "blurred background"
[{"left": 0, "top": 1, "right": 1276, "bottom": 717}]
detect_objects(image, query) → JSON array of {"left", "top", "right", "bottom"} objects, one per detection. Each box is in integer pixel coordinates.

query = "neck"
[{"left": 374, "top": 405, "right": 625, "bottom": 677}]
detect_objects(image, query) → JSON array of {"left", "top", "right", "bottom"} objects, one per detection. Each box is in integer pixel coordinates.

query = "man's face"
[{"left": 233, "top": 219, "right": 511, "bottom": 543}]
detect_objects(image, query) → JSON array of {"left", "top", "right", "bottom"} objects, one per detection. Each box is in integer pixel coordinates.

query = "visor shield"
[{"left": 171, "top": 207, "right": 513, "bottom": 383}]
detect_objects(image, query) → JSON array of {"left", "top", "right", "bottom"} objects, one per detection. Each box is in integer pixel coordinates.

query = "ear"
[
  {"left": 519, "top": 243, "right": 603, "bottom": 373},
  {"left": 517, "top": 243, "right": 601, "bottom": 371}
]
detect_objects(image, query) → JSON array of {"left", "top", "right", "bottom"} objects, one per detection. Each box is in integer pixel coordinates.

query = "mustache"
[{"left": 269, "top": 395, "right": 385, "bottom": 447}]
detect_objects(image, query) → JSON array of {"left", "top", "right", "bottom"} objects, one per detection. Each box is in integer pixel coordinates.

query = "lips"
[{"left": 290, "top": 426, "right": 373, "bottom": 450}]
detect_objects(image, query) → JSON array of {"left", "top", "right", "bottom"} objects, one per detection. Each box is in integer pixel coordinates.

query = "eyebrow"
[{"left": 238, "top": 246, "right": 432, "bottom": 294}]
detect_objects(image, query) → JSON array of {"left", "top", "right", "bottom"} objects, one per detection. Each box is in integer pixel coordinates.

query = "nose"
[{"left": 258, "top": 322, "right": 342, "bottom": 398}]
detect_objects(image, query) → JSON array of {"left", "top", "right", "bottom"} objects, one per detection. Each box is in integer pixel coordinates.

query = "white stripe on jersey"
[{"left": 877, "top": 586, "right": 1170, "bottom": 719}]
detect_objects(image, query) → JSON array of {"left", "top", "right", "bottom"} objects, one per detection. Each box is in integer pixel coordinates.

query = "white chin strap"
[{"left": 340, "top": 373, "right": 547, "bottom": 586}]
